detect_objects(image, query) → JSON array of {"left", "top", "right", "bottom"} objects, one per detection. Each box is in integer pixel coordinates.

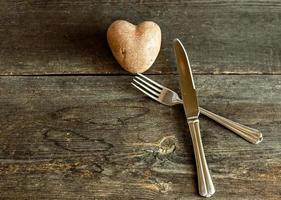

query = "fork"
[{"left": 131, "top": 73, "right": 263, "bottom": 144}]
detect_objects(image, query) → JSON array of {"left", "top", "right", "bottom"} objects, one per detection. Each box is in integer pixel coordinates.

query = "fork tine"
[
  {"left": 134, "top": 76, "right": 162, "bottom": 93},
  {"left": 131, "top": 82, "right": 160, "bottom": 102},
  {"left": 132, "top": 79, "right": 160, "bottom": 97},
  {"left": 137, "top": 73, "right": 164, "bottom": 89}
]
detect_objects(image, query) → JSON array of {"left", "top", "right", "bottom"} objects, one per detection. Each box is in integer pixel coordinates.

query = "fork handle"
[
  {"left": 188, "top": 118, "right": 215, "bottom": 197},
  {"left": 199, "top": 107, "right": 263, "bottom": 144}
]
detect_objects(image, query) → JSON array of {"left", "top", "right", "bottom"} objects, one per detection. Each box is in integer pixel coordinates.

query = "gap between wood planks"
[{"left": 0, "top": 72, "right": 279, "bottom": 77}]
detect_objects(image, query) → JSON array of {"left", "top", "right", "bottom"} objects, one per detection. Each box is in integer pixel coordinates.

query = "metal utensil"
[
  {"left": 131, "top": 73, "right": 263, "bottom": 144},
  {"left": 173, "top": 38, "right": 215, "bottom": 197}
]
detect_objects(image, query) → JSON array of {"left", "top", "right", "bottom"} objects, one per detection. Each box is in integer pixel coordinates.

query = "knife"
[{"left": 173, "top": 38, "right": 215, "bottom": 197}]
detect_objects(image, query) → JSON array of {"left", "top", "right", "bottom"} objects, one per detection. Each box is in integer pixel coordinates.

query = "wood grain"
[
  {"left": 1, "top": 1, "right": 280, "bottom": 199},
  {"left": 0, "top": 0, "right": 280, "bottom": 75},
  {"left": 0, "top": 75, "right": 280, "bottom": 199}
]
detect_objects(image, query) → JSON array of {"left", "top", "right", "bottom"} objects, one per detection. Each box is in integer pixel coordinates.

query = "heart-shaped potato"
[{"left": 107, "top": 20, "right": 161, "bottom": 73}]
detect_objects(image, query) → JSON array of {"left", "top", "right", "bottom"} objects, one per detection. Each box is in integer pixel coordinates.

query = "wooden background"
[{"left": 0, "top": 1, "right": 280, "bottom": 199}]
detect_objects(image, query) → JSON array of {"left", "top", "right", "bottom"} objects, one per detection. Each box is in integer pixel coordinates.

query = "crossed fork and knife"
[{"left": 131, "top": 39, "right": 263, "bottom": 197}]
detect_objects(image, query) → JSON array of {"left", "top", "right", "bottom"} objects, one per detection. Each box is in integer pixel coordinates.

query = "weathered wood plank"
[
  {"left": 0, "top": 75, "right": 280, "bottom": 199},
  {"left": 0, "top": 1, "right": 280, "bottom": 75}
]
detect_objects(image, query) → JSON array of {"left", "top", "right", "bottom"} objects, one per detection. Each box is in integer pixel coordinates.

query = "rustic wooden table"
[{"left": 0, "top": 1, "right": 280, "bottom": 199}]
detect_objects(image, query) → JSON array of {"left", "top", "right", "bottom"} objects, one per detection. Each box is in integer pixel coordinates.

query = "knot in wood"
[{"left": 158, "top": 136, "right": 176, "bottom": 155}]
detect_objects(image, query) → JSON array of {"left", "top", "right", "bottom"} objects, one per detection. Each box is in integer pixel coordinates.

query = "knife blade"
[
  {"left": 173, "top": 38, "right": 215, "bottom": 197},
  {"left": 173, "top": 39, "right": 199, "bottom": 119}
]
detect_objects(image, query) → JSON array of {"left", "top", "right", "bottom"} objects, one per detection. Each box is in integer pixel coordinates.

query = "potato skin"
[{"left": 107, "top": 20, "right": 161, "bottom": 74}]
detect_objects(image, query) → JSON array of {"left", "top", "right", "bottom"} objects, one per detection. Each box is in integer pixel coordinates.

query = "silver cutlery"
[
  {"left": 131, "top": 73, "right": 263, "bottom": 145},
  {"left": 173, "top": 38, "right": 215, "bottom": 197},
  {"left": 131, "top": 38, "right": 264, "bottom": 197}
]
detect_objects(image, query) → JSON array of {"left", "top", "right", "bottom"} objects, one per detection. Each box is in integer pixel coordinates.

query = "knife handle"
[
  {"left": 188, "top": 118, "right": 215, "bottom": 197},
  {"left": 199, "top": 107, "right": 263, "bottom": 144}
]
